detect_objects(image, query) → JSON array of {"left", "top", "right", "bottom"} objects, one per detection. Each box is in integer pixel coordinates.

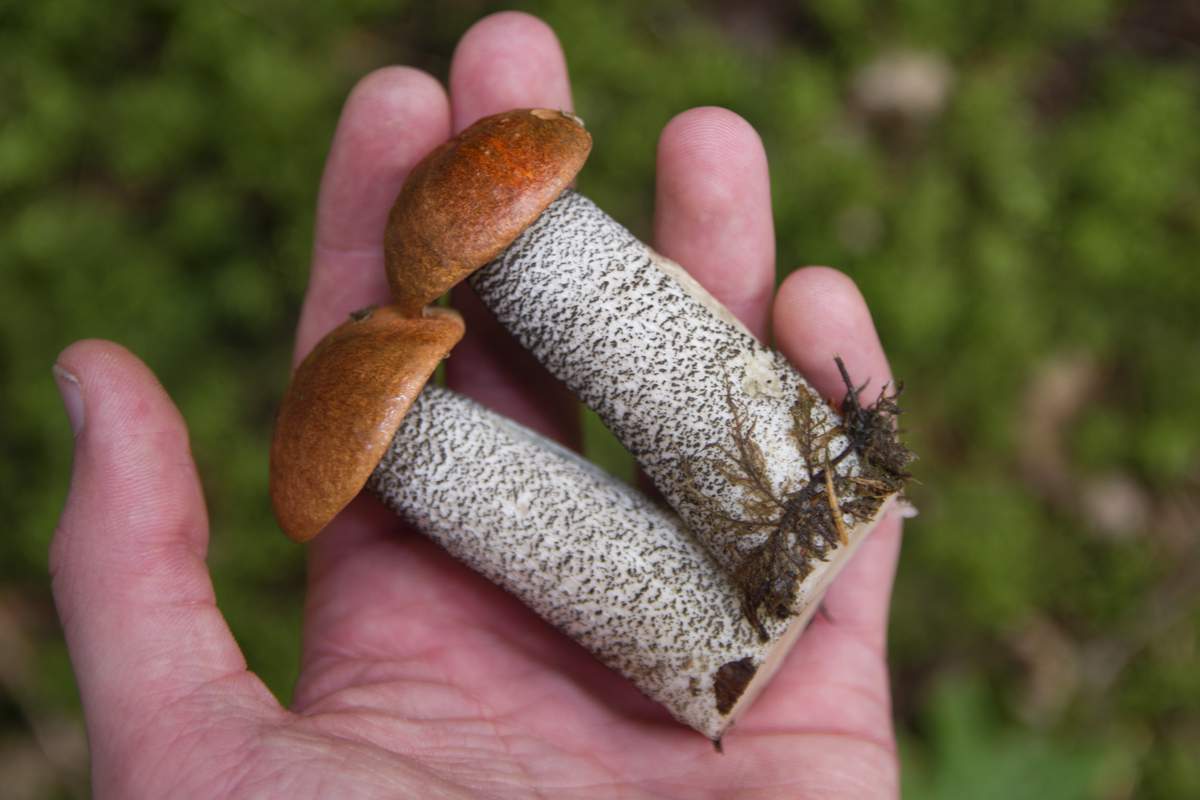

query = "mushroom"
[
  {"left": 270, "top": 304, "right": 847, "bottom": 742},
  {"left": 386, "top": 109, "right": 912, "bottom": 642}
]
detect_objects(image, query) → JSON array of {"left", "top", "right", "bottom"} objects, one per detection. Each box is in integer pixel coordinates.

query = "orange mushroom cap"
[
  {"left": 384, "top": 108, "right": 592, "bottom": 315},
  {"left": 269, "top": 305, "right": 464, "bottom": 542}
]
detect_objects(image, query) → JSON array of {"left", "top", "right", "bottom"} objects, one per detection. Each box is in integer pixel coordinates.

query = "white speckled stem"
[
  {"left": 472, "top": 190, "right": 881, "bottom": 591},
  {"left": 367, "top": 385, "right": 860, "bottom": 741}
]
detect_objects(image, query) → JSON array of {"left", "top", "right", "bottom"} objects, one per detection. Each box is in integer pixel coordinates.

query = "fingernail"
[{"left": 52, "top": 364, "right": 85, "bottom": 436}]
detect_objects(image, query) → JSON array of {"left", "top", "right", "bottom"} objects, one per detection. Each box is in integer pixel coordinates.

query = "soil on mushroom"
[{"left": 685, "top": 357, "right": 913, "bottom": 640}]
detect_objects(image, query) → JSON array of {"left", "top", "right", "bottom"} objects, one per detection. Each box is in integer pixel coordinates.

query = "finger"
[
  {"left": 50, "top": 341, "right": 277, "bottom": 772},
  {"left": 773, "top": 266, "right": 902, "bottom": 650},
  {"left": 295, "top": 67, "right": 450, "bottom": 363},
  {"left": 444, "top": 11, "right": 579, "bottom": 447},
  {"left": 654, "top": 107, "right": 775, "bottom": 340}
]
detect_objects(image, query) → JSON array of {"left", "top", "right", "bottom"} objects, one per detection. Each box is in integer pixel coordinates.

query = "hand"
[{"left": 51, "top": 12, "right": 903, "bottom": 799}]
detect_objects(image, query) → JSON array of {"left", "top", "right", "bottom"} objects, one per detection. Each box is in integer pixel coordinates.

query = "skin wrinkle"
[
  {"left": 383, "top": 723, "right": 544, "bottom": 797},
  {"left": 205, "top": 739, "right": 281, "bottom": 800},
  {"left": 326, "top": 676, "right": 480, "bottom": 724},
  {"left": 311, "top": 706, "right": 462, "bottom": 755},
  {"left": 295, "top": 652, "right": 452, "bottom": 713},
  {"left": 143, "top": 672, "right": 278, "bottom": 733},
  {"left": 554, "top": 738, "right": 658, "bottom": 800},
  {"left": 477, "top": 693, "right": 542, "bottom": 800},
  {"left": 266, "top": 717, "right": 476, "bottom": 799},
  {"left": 69, "top": 475, "right": 206, "bottom": 569},
  {"left": 116, "top": 673, "right": 278, "bottom": 796},
  {"left": 299, "top": 630, "right": 552, "bottom": 713},
  {"left": 296, "top": 635, "right": 407, "bottom": 688},
  {"left": 218, "top": 743, "right": 300, "bottom": 800},
  {"left": 70, "top": 585, "right": 226, "bottom": 684},
  {"left": 739, "top": 724, "right": 896, "bottom": 763},
  {"left": 302, "top": 664, "right": 667, "bottom": 798},
  {"left": 470, "top": 734, "right": 630, "bottom": 800},
  {"left": 767, "top": 663, "right": 890, "bottom": 731},
  {"left": 303, "top": 674, "right": 465, "bottom": 722},
  {"left": 301, "top": 611, "right": 533, "bottom": 698},
  {"left": 333, "top": 705, "right": 638, "bottom": 800},
  {"left": 96, "top": 534, "right": 211, "bottom": 587},
  {"left": 148, "top": 714, "right": 251, "bottom": 798}
]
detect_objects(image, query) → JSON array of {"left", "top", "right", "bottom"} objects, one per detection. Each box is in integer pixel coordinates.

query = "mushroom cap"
[
  {"left": 385, "top": 108, "right": 592, "bottom": 314},
  {"left": 270, "top": 305, "right": 465, "bottom": 542}
]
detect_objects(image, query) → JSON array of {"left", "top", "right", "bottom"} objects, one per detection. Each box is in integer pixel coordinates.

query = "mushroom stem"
[
  {"left": 365, "top": 385, "right": 889, "bottom": 741},
  {"left": 471, "top": 190, "right": 910, "bottom": 637}
]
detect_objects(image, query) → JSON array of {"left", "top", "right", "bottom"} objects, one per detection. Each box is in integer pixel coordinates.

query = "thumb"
[{"left": 50, "top": 341, "right": 277, "bottom": 782}]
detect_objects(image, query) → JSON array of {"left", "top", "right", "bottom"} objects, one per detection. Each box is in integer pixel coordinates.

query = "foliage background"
[{"left": 3, "top": 0, "right": 1198, "bottom": 796}]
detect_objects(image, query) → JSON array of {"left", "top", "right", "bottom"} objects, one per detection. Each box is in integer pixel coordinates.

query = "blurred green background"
[{"left": 3, "top": 0, "right": 1198, "bottom": 796}]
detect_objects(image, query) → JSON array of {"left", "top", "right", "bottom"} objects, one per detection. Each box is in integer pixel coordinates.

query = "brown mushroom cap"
[
  {"left": 384, "top": 108, "right": 592, "bottom": 315},
  {"left": 270, "top": 305, "right": 465, "bottom": 542}
]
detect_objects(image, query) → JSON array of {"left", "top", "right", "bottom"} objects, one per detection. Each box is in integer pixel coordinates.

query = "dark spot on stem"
[{"left": 714, "top": 657, "right": 757, "bottom": 715}]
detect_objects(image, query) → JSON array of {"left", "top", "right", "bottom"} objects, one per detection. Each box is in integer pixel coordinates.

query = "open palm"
[{"left": 52, "top": 13, "right": 903, "bottom": 799}]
